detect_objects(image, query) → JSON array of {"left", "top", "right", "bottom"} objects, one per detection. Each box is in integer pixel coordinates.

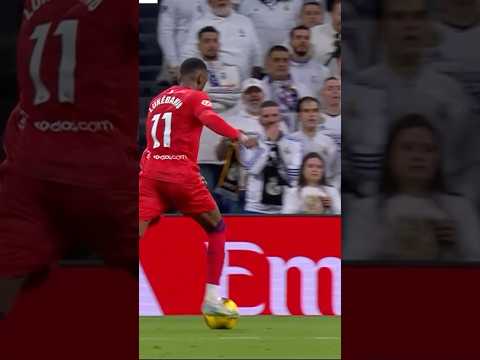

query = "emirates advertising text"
[{"left": 140, "top": 216, "right": 341, "bottom": 316}]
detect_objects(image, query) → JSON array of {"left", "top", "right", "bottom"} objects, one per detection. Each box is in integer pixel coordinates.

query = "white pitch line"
[{"left": 141, "top": 336, "right": 339, "bottom": 341}]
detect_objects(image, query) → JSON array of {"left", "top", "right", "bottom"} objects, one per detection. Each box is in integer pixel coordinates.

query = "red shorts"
[
  {"left": 139, "top": 175, "right": 217, "bottom": 221},
  {"left": 0, "top": 171, "right": 137, "bottom": 277}
]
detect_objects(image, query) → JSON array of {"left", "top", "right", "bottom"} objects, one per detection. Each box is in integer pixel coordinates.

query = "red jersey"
[
  {"left": 10, "top": 0, "right": 138, "bottom": 187},
  {"left": 141, "top": 85, "right": 239, "bottom": 183}
]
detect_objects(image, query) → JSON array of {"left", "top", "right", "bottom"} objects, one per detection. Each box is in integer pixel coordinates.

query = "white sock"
[{"left": 205, "top": 283, "right": 221, "bottom": 303}]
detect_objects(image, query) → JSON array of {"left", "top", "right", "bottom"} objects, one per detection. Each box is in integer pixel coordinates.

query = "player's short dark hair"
[
  {"left": 290, "top": 25, "right": 310, "bottom": 39},
  {"left": 179, "top": 58, "right": 207, "bottom": 77},
  {"left": 297, "top": 96, "right": 320, "bottom": 113},
  {"left": 198, "top": 26, "right": 219, "bottom": 39},
  {"left": 267, "top": 45, "right": 290, "bottom": 58},
  {"left": 261, "top": 100, "right": 279, "bottom": 109}
]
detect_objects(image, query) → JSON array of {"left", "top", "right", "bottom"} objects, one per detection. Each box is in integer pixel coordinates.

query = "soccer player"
[
  {"left": 139, "top": 58, "right": 251, "bottom": 317},
  {"left": 0, "top": 0, "right": 138, "bottom": 318}
]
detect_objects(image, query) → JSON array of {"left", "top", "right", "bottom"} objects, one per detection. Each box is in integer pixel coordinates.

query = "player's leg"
[
  {"left": 190, "top": 209, "right": 237, "bottom": 317},
  {"left": 169, "top": 176, "right": 237, "bottom": 316},
  {"left": 191, "top": 207, "right": 224, "bottom": 298},
  {"left": 139, "top": 176, "right": 168, "bottom": 240}
]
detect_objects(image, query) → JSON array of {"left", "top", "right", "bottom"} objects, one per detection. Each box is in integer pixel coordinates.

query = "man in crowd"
[
  {"left": 214, "top": 78, "right": 266, "bottom": 212},
  {"left": 291, "top": 97, "right": 340, "bottom": 189},
  {"left": 319, "top": 77, "right": 341, "bottom": 156},
  {"left": 289, "top": 25, "right": 331, "bottom": 97},
  {"left": 197, "top": 26, "right": 241, "bottom": 113},
  {"left": 240, "top": 101, "right": 302, "bottom": 214},
  {"left": 157, "top": 0, "right": 209, "bottom": 82},
  {"left": 262, "top": 45, "right": 310, "bottom": 133},
  {"left": 196, "top": 25, "right": 242, "bottom": 193},
  {"left": 312, "top": 0, "right": 341, "bottom": 65},
  {"left": 181, "top": 0, "right": 262, "bottom": 81},
  {"left": 238, "top": 0, "right": 304, "bottom": 59},
  {"left": 300, "top": 0, "right": 325, "bottom": 28}
]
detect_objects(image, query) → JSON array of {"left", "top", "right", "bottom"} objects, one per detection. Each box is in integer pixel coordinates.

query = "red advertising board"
[{"left": 140, "top": 216, "right": 341, "bottom": 316}]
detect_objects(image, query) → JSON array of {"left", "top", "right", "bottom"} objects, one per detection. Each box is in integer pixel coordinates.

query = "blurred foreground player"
[
  {"left": 139, "top": 58, "right": 253, "bottom": 317},
  {"left": 0, "top": 0, "right": 138, "bottom": 318}
]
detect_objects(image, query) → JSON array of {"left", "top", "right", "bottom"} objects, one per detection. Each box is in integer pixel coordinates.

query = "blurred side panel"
[
  {"left": 342, "top": 0, "right": 480, "bottom": 357},
  {"left": 0, "top": 1, "right": 139, "bottom": 359}
]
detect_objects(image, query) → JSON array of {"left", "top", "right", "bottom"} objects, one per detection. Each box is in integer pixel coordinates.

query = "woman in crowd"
[
  {"left": 344, "top": 114, "right": 480, "bottom": 261},
  {"left": 282, "top": 152, "right": 341, "bottom": 214}
]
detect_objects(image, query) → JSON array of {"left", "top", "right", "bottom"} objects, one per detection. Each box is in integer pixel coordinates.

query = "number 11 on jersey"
[{"left": 151, "top": 112, "right": 172, "bottom": 148}]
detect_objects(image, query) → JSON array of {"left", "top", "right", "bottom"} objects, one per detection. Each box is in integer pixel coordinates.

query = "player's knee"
[{"left": 206, "top": 218, "right": 226, "bottom": 234}]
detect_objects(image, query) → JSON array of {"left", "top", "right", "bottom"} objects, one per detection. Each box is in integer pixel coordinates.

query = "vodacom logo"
[{"left": 34, "top": 120, "right": 114, "bottom": 133}]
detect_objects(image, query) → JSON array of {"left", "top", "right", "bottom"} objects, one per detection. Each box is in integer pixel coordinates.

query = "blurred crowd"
[{"left": 140, "top": 0, "right": 342, "bottom": 215}]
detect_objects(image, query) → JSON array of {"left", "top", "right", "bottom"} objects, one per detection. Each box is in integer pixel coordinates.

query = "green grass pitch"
[{"left": 140, "top": 315, "right": 341, "bottom": 359}]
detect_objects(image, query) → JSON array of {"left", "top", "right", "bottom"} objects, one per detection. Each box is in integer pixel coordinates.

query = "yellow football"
[{"left": 203, "top": 298, "right": 239, "bottom": 330}]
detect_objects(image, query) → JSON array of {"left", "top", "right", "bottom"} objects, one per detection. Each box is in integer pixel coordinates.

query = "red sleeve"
[
  {"left": 192, "top": 91, "right": 239, "bottom": 140},
  {"left": 192, "top": 91, "right": 214, "bottom": 118},
  {"left": 198, "top": 110, "right": 240, "bottom": 140}
]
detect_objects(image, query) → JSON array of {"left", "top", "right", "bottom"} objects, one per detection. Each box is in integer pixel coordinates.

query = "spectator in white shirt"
[
  {"left": 198, "top": 26, "right": 241, "bottom": 113},
  {"left": 319, "top": 76, "right": 341, "bottom": 155},
  {"left": 240, "top": 101, "right": 302, "bottom": 214},
  {"left": 290, "top": 96, "right": 340, "bottom": 189},
  {"left": 282, "top": 152, "right": 341, "bottom": 214},
  {"left": 299, "top": 1, "right": 325, "bottom": 28},
  {"left": 180, "top": 0, "right": 263, "bottom": 82},
  {"left": 289, "top": 25, "right": 331, "bottom": 98},
  {"left": 214, "top": 78, "right": 266, "bottom": 213},
  {"left": 226, "top": 78, "right": 266, "bottom": 134},
  {"left": 347, "top": 0, "right": 474, "bottom": 197},
  {"left": 311, "top": 0, "right": 340, "bottom": 65},
  {"left": 262, "top": 45, "right": 311, "bottom": 132},
  {"left": 157, "top": 0, "right": 209, "bottom": 81},
  {"left": 238, "top": 0, "right": 304, "bottom": 59},
  {"left": 196, "top": 25, "right": 244, "bottom": 195}
]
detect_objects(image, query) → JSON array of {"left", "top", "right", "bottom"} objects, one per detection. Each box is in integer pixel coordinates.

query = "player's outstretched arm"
[
  {"left": 197, "top": 108, "right": 256, "bottom": 148},
  {"left": 198, "top": 109, "right": 240, "bottom": 140}
]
